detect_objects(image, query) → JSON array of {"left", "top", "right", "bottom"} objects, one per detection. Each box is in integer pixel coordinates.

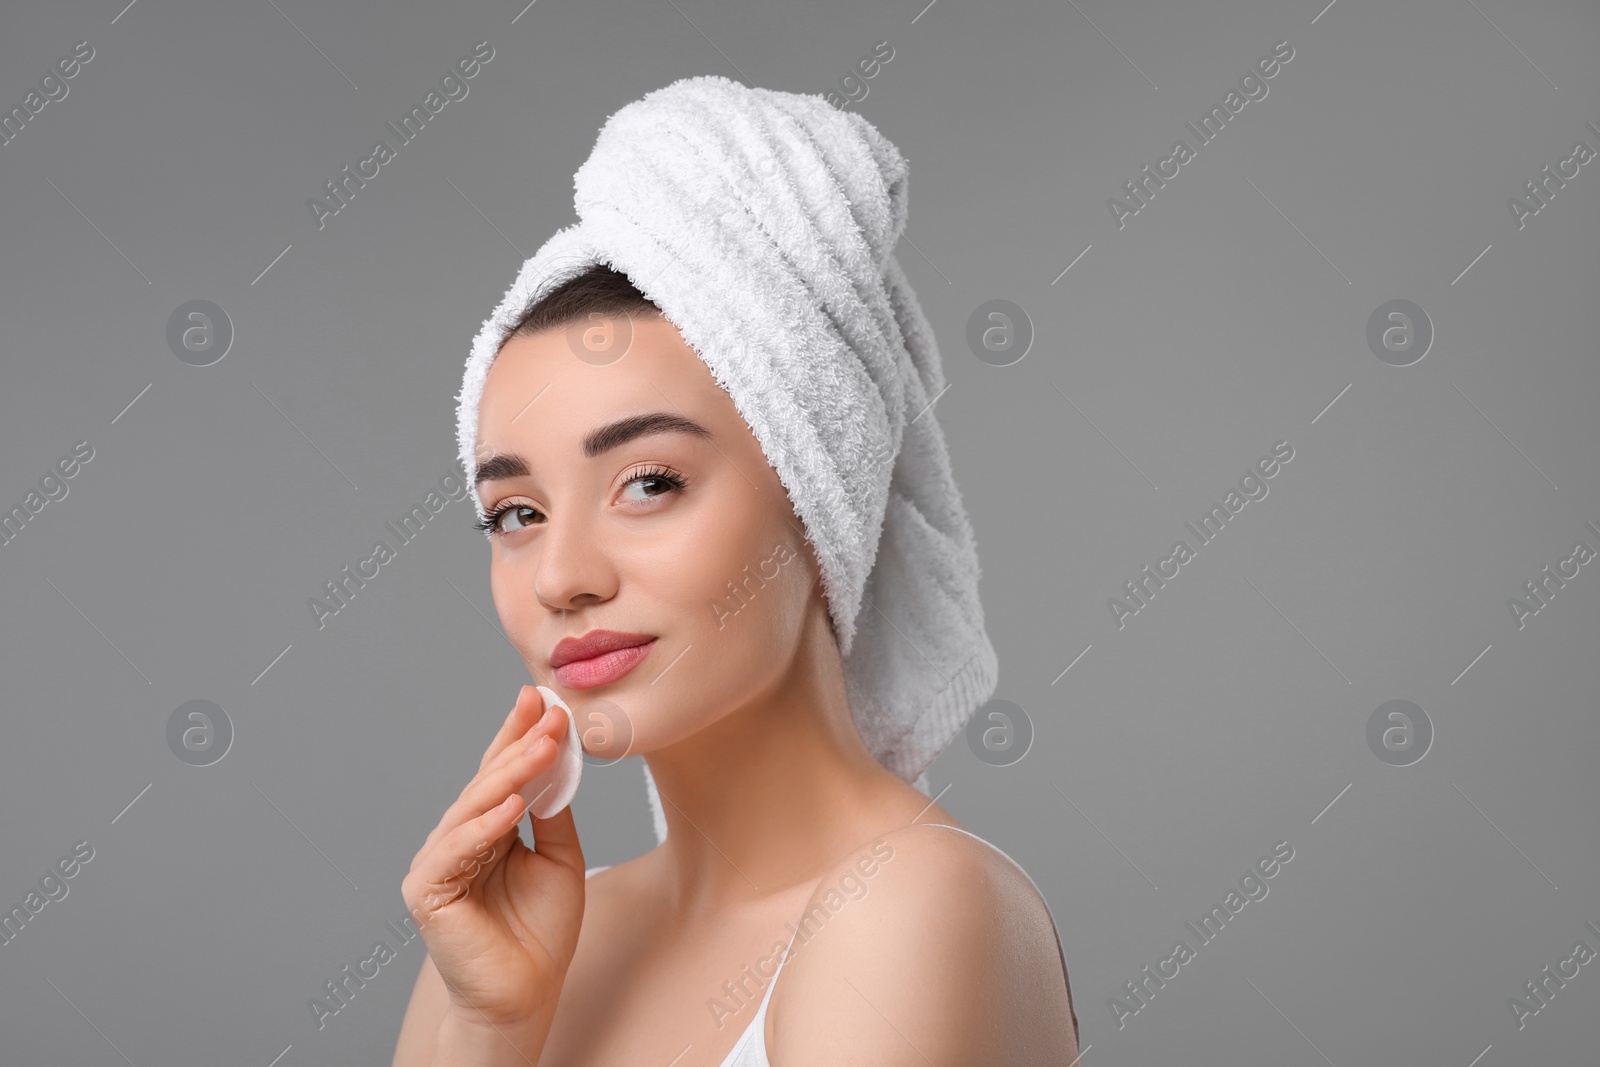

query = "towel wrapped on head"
[{"left": 455, "top": 74, "right": 998, "bottom": 844}]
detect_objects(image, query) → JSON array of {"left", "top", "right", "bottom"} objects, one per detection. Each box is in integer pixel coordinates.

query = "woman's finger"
[
  {"left": 477, "top": 685, "right": 547, "bottom": 775},
  {"left": 404, "top": 789, "right": 532, "bottom": 921},
  {"left": 455, "top": 705, "right": 568, "bottom": 820},
  {"left": 478, "top": 701, "right": 568, "bottom": 783},
  {"left": 409, "top": 723, "right": 560, "bottom": 907},
  {"left": 522, "top": 792, "right": 584, "bottom": 875},
  {"left": 420, "top": 694, "right": 557, "bottom": 854},
  {"left": 422, "top": 713, "right": 566, "bottom": 856}
]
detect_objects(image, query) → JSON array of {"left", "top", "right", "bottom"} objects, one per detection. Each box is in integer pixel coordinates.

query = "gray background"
[{"left": 1, "top": 0, "right": 1596, "bottom": 1063}]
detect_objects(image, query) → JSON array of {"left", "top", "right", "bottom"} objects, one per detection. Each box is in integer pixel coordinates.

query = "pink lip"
[{"left": 554, "top": 638, "right": 658, "bottom": 689}]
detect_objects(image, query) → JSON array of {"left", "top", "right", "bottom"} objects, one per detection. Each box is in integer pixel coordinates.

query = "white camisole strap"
[{"left": 713, "top": 914, "right": 802, "bottom": 1067}]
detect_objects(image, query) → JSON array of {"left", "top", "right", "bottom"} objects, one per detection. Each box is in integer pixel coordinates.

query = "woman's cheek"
[
  {"left": 490, "top": 558, "right": 539, "bottom": 643},
  {"left": 730, "top": 540, "right": 809, "bottom": 653}
]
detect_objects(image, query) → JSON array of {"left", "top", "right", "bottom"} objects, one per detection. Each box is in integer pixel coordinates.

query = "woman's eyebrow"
[
  {"left": 582, "top": 411, "right": 712, "bottom": 458},
  {"left": 475, "top": 411, "right": 713, "bottom": 489}
]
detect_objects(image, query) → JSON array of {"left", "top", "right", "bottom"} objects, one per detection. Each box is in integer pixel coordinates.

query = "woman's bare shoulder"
[
  {"left": 770, "top": 823, "right": 1079, "bottom": 1064},
  {"left": 793, "top": 820, "right": 1057, "bottom": 927}
]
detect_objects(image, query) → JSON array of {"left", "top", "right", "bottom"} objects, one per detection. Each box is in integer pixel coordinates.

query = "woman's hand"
[{"left": 401, "top": 685, "right": 587, "bottom": 1033}]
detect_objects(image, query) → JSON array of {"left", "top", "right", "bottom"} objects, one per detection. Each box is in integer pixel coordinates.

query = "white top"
[
  {"left": 583, "top": 825, "right": 1077, "bottom": 1065},
  {"left": 711, "top": 924, "right": 796, "bottom": 1067}
]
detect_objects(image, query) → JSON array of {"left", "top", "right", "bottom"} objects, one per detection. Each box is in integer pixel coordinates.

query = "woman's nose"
[{"left": 531, "top": 508, "right": 618, "bottom": 612}]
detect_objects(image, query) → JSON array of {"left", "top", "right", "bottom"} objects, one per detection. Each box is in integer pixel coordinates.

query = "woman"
[{"left": 393, "top": 76, "right": 1079, "bottom": 1066}]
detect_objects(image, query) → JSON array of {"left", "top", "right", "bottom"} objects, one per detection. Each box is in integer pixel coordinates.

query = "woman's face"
[{"left": 473, "top": 311, "right": 829, "bottom": 759}]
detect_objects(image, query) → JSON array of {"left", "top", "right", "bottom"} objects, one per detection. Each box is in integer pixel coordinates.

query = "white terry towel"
[{"left": 456, "top": 75, "right": 999, "bottom": 845}]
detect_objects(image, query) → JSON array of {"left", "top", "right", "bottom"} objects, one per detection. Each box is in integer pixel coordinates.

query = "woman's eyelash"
[
  {"left": 628, "top": 464, "right": 690, "bottom": 493},
  {"left": 471, "top": 508, "right": 513, "bottom": 533},
  {"left": 471, "top": 465, "right": 690, "bottom": 534}
]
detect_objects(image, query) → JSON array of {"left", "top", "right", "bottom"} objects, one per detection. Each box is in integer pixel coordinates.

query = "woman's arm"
[
  {"left": 392, "top": 955, "right": 451, "bottom": 1067},
  {"left": 431, "top": 1004, "right": 558, "bottom": 1065},
  {"left": 393, "top": 952, "right": 559, "bottom": 1066}
]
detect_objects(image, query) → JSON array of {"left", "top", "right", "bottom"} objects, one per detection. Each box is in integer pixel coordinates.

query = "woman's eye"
[
  {"left": 497, "top": 505, "right": 543, "bottom": 532},
  {"left": 484, "top": 471, "right": 683, "bottom": 534},
  {"left": 619, "top": 474, "right": 680, "bottom": 503}
]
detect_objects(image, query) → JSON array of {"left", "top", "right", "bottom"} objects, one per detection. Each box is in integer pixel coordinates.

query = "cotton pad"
[{"left": 517, "top": 686, "right": 584, "bottom": 819}]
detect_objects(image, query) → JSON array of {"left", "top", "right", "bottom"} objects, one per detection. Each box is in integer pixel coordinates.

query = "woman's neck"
[{"left": 638, "top": 610, "right": 909, "bottom": 918}]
